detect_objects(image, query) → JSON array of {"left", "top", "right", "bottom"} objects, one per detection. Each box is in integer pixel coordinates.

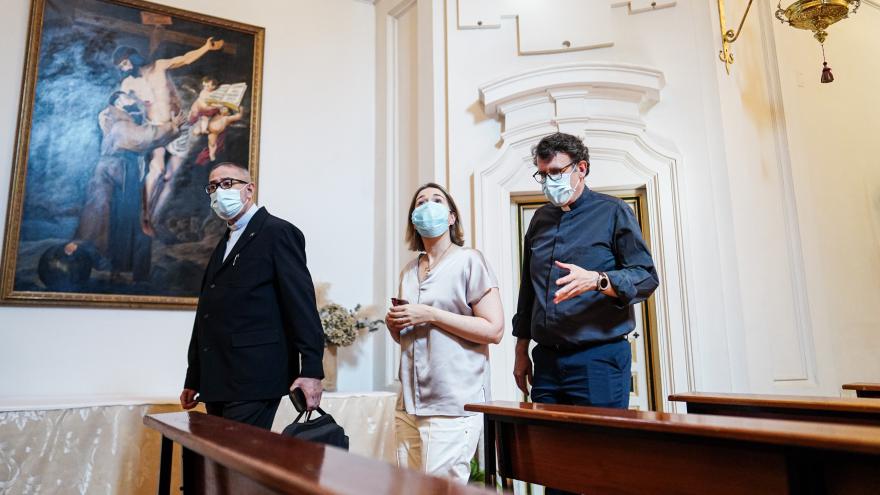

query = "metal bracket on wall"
[{"left": 717, "top": 0, "right": 756, "bottom": 74}]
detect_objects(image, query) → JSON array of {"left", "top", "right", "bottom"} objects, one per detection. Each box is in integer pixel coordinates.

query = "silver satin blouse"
[{"left": 397, "top": 247, "right": 499, "bottom": 417}]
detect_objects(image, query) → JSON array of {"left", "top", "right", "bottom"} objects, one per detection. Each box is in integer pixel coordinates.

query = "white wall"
[
  {"left": 771, "top": 3, "right": 880, "bottom": 389},
  {"left": 389, "top": 0, "right": 880, "bottom": 397},
  {"left": 0, "top": 0, "right": 377, "bottom": 406},
  {"left": 714, "top": 0, "right": 880, "bottom": 392}
]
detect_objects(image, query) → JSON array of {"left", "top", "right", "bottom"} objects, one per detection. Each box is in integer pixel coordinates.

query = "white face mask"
[
  {"left": 542, "top": 170, "right": 582, "bottom": 207},
  {"left": 210, "top": 187, "right": 245, "bottom": 220},
  {"left": 411, "top": 201, "right": 451, "bottom": 238}
]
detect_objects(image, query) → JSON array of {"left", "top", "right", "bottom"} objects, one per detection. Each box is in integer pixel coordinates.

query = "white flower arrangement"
[{"left": 314, "top": 283, "right": 384, "bottom": 347}]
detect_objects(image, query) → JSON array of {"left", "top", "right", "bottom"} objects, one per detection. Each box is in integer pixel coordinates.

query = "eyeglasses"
[
  {"left": 532, "top": 162, "right": 577, "bottom": 184},
  {"left": 205, "top": 178, "right": 249, "bottom": 194}
]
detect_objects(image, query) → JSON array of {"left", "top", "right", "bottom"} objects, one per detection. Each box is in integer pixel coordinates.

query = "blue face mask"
[
  {"left": 542, "top": 170, "right": 583, "bottom": 207},
  {"left": 411, "top": 201, "right": 451, "bottom": 239},
  {"left": 210, "top": 187, "right": 245, "bottom": 220}
]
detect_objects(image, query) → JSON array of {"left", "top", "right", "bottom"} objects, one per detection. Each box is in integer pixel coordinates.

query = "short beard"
[{"left": 120, "top": 53, "right": 146, "bottom": 79}]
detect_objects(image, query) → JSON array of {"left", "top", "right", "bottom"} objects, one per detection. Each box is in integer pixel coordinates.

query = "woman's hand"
[
  {"left": 387, "top": 304, "right": 436, "bottom": 329},
  {"left": 385, "top": 310, "right": 404, "bottom": 342}
]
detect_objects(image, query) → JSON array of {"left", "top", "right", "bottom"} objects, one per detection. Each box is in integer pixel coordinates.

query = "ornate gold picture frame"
[{"left": 1, "top": 0, "right": 264, "bottom": 308}]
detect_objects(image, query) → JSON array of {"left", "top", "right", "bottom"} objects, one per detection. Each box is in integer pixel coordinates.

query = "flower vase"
[{"left": 322, "top": 345, "right": 338, "bottom": 392}]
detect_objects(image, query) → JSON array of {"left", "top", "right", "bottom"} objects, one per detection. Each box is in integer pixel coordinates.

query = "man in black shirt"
[{"left": 512, "top": 133, "right": 658, "bottom": 411}]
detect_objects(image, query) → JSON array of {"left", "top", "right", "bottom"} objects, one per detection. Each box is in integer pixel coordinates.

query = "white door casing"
[{"left": 473, "top": 62, "right": 695, "bottom": 411}]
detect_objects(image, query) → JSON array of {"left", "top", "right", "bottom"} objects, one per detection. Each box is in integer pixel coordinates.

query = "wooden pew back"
[
  {"left": 145, "top": 412, "right": 493, "bottom": 495},
  {"left": 669, "top": 391, "right": 880, "bottom": 426},
  {"left": 843, "top": 383, "right": 880, "bottom": 399},
  {"left": 467, "top": 401, "right": 880, "bottom": 495}
]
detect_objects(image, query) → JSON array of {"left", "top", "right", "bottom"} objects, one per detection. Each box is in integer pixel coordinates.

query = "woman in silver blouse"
[{"left": 385, "top": 183, "right": 504, "bottom": 483}]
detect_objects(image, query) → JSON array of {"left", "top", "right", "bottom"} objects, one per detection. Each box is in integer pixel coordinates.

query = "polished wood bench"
[
  {"left": 144, "top": 412, "right": 493, "bottom": 495},
  {"left": 467, "top": 400, "right": 880, "bottom": 495},
  {"left": 669, "top": 391, "right": 880, "bottom": 426},
  {"left": 844, "top": 383, "right": 880, "bottom": 399}
]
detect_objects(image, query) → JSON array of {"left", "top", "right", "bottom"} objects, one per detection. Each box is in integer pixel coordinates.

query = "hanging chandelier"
[
  {"left": 775, "top": 0, "right": 860, "bottom": 82},
  {"left": 716, "top": 0, "right": 861, "bottom": 83}
]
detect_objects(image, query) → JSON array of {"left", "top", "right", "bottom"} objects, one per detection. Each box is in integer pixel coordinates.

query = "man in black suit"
[{"left": 180, "top": 162, "right": 324, "bottom": 429}]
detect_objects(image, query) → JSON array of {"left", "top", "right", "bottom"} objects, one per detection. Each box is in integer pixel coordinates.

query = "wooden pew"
[
  {"left": 144, "top": 411, "right": 493, "bottom": 495},
  {"left": 466, "top": 401, "right": 880, "bottom": 495},
  {"left": 669, "top": 391, "right": 880, "bottom": 426},
  {"left": 843, "top": 383, "right": 880, "bottom": 399}
]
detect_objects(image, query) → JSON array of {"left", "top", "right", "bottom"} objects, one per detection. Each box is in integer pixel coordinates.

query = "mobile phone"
[
  {"left": 391, "top": 297, "right": 409, "bottom": 306},
  {"left": 289, "top": 387, "right": 307, "bottom": 413}
]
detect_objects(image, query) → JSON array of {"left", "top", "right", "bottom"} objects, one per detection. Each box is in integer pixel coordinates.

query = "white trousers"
[{"left": 394, "top": 410, "right": 483, "bottom": 484}]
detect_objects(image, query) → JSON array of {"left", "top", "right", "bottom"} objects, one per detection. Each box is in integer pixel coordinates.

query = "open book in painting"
[{"left": 206, "top": 82, "right": 248, "bottom": 110}]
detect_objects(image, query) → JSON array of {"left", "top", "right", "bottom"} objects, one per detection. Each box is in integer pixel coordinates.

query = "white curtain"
[
  {"left": 0, "top": 403, "right": 191, "bottom": 495},
  {"left": 0, "top": 392, "right": 397, "bottom": 494}
]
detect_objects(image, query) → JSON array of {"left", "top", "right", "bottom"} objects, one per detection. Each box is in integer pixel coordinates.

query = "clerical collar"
[
  {"left": 228, "top": 204, "right": 259, "bottom": 231},
  {"left": 560, "top": 187, "right": 591, "bottom": 212}
]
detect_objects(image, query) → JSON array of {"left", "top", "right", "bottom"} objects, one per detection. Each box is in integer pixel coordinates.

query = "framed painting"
[{"left": 1, "top": 0, "right": 263, "bottom": 308}]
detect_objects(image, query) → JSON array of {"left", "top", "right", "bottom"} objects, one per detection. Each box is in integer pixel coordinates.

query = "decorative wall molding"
[
  {"left": 381, "top": 0, "right": 417, "bottom": 389},
  {"left": 474, "top": 62, "right": 695, "bottom": 411},
  {"left": 611, "top": 0, "right": 677, "bottom": 14},
  {"left": 377, "top": 0, "right": 451, "bottom": 390},
  {"left": 457, "top": 0, "right": 502, "bottom": 28},
  {"left": 758, "top": 1, "right": 817, "bottom": 384},
  {"left": 457, "top": 1, "right": 677, "bottom": 53},
  {"left": 458, "top": 0, "right": 614, "bottom": 54},
  {"left": 480, "top": 62, "right": 663, "bottom": 116}
]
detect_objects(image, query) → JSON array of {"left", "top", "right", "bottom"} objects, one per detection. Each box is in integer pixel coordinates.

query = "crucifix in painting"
[{"left": 1, "top": 0, "right": 263, "bottom": 308}]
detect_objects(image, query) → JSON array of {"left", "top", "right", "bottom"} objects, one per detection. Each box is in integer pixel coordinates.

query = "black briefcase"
[{"left": 281, "top": 388, "right": 349, "bottom": 450}]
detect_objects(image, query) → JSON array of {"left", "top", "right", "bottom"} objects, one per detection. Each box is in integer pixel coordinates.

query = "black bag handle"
[{"left": 291, "top": 407, "right": 329, "bottom": 424}]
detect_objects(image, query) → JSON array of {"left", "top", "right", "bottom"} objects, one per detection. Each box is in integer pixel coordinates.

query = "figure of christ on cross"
[{"left": 112, "top": 36, "right": 225, "bottom": 236}]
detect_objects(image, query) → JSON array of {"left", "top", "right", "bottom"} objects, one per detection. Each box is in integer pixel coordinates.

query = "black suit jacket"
[{"left": 184, "top": 207, "right": 324, "bottom": 402}]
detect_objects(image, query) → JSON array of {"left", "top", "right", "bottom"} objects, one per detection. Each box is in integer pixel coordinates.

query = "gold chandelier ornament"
[
  {"left": 716, "top": 0, "right": 860, "bottom": 83},
  {"left": 775, "top": 0, "right": 860, "bottom": 83},
  {"left": 775, "top": 0, "right": 860, "bottom": 44}
]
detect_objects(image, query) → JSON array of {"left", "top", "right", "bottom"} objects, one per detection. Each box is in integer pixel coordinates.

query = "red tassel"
[
  {"left": 821, "top": 63, "right": 834, "bottom": 83},
  {"left": 820, "top": 45, "right": 834, "bottom": 84}
]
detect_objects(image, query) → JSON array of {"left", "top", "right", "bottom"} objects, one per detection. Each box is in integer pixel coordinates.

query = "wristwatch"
[{"left": 596, "top": 272, "right": 610, "bottom": 292}]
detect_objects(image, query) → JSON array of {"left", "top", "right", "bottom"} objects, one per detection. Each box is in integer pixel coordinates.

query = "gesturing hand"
[
  {"left": 291, "top": 377, "right": 323, "bottom": 411},
  {"left": 553, "top": 260, "right": 599, "bottom": 304},
  {"left": 386, "top": 304, "right": 436, "bottom": 329}
]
